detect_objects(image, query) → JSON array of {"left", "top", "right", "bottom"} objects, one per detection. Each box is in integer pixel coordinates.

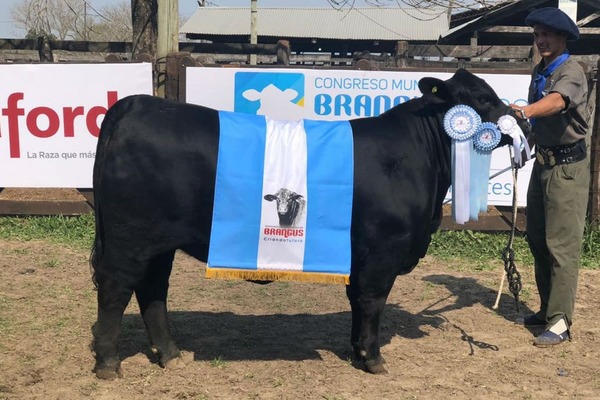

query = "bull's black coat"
[{"left": 90, "top": 69, "right": 525, "bottom": 379}]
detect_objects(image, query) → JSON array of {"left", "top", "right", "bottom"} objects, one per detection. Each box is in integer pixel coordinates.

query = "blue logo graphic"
[{"left": 234, "top": 72, "right": 305, "bottom": 115}]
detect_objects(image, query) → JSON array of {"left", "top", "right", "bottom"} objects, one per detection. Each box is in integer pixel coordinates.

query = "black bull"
[{"left": 90, "top": 69, "right": 527, "bottom": 379}]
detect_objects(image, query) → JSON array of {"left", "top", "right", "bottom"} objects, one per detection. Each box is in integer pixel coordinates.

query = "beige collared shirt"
[{"left": 527, "top": 57, "right": 591, "bottom": 146}]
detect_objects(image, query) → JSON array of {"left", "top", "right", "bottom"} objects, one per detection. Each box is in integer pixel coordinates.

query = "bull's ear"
[{"left": 418, "top": 77, "right": 451, "bottom": 103}]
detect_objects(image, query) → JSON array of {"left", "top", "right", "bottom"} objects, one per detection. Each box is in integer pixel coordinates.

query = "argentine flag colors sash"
[{"left": 207, "top": 111, "right": 353, "bottom": 285}]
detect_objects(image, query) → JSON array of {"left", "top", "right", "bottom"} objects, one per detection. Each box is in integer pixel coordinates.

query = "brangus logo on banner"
[{"left": 0, "top": 91, "right": 118, "bottom": 158}]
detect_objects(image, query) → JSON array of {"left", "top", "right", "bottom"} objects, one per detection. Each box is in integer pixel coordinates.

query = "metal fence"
[{"left": 1, "top": 38, "right": 598, "bottom": 231}]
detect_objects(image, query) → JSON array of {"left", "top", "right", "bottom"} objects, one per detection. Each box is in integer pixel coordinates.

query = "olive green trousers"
[{"left": 526, "top": 158, "right": 590, "bottom": 328}]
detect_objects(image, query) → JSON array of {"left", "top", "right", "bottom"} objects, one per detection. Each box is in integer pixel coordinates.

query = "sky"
[{"left": 0, "top": 0, "right": 369, "bottom": 39}]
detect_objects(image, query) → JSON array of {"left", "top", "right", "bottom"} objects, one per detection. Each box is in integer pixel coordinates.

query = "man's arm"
[{"left": 512, "top": 92, "right": 566, "bottom": 120}]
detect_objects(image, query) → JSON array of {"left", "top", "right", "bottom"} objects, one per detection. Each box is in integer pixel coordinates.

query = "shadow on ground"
[{"left": 115, "top": 273, "right": 534, "bottom": 365}]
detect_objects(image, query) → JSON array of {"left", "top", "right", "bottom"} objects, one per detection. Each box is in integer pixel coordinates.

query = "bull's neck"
[{"left": 428, "top": 103, "right": 453, "bottom": 181}]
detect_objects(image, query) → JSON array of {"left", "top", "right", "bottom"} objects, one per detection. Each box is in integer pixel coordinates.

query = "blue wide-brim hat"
[{"left": 525, "top": 7, "right": 580, "bottom": 41}]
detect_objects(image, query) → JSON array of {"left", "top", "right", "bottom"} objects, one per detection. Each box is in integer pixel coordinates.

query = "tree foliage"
[
  {"left": 11, "top": 0, "right": 509, "bottom": 42},
  {"left": 327, "top": 0, "right": 507, "bottom": 10},
  {"left": 89, "top": 1, "right": 133, "bottom": 42},
  {"left": 11, "top": 0, "right": 133, "bottom": 41}
]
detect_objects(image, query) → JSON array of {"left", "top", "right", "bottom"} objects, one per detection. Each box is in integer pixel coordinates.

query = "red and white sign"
[{"left": 0, "top": 63, "right": 153, "bottom": 188}]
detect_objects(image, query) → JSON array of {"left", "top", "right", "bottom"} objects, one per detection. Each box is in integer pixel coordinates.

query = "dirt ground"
[{"left": 1, "top": 234, "right": 599, "bottom": 400}]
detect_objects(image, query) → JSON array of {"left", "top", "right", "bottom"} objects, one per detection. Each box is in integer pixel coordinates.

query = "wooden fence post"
[
  {"left": 353, "top": 51, "right": 378, "bottom": 70},
  {"left": 104, "top": 54, "right": 123, "bottom": 62},
  {"left": 394, "top": 41, "right": 409, "bottom": 67},
  {"left": 178, "top": 54, "right": 197, "bottom": 103},
  {"left": 37, "top": 36, "right": 53, "bottom": 62},
  {"left": 165, "top": 52, "right": 192, "bottom": 101},
  {"left": 276, "top": 40, "right": 290, "bottom": 65}
]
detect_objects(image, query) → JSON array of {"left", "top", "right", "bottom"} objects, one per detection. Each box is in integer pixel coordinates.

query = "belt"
[{"left": 536, "top": 139, "right": 586, "bottom": 167}]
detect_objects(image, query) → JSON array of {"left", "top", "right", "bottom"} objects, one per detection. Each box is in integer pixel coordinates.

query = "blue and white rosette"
[
  {"left": 497, "top": 115, "right": 531, "bottom": 167},
  {"left": 444, "top": 105, "right": 482, "bottom": 141},
  {"left": 470, "top": 123, "right": 501, "bottom": 220},
  {"left": 473, "top": 122, "right": 502, "bottom": 153},
  {"left": 444, "top": 105, "right": 481, "bottom": 224}
]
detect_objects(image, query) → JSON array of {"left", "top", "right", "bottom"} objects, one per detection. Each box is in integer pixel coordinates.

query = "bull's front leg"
[
  {"left": 93, "top": 278, "right": 133, "bottom": 380},
  {"left": 346, "top": 277, "right": 394, "bottom": 374}
]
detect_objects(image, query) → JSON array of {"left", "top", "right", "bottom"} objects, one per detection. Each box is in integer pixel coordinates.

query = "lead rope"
[{"left": 492, "top": 146, "right": 523, "bottom": 311}]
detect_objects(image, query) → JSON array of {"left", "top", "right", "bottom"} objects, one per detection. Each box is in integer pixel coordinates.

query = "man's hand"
[{"left": 509, "top": 104, "right": 528, "bottom": 120}]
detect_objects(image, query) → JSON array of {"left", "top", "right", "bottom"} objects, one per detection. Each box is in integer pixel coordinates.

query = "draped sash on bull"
[{"left": 207, "top": 111, "right": 353, "bottom": 284}]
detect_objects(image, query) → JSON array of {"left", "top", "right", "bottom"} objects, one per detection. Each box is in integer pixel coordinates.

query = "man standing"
[{"left": 511, "top": 7, "right": 591, "bottom": 346}]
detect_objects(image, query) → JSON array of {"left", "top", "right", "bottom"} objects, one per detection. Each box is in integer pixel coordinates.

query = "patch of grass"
[
  {"left": 420, "top": 281, "right": 438, "bottom": 302},
  {"left": 581, "top": 222, "right": 600, "bottom": 268},
  {"left": 210, "top": 355, "right": 227, "bottom": 368},
  {"left": 43, "top": 258, "right": 60, "bottom": 268},
  {"left": 0, "top": 296, "right": 13, "bottom": 339},
  {"left": 430, "top": 227, "right": 600, "bottom": 270},
  {"left": 1, "top": 215, "right": 598, "bottom": 270},
  {"left": 518, "top": 286, "right": 532, "bottom": 303},
  {"left": 79, "top": 382, "right": 100, "bottom": 397},
  {"left": 8, "top": 248, "right": 30, "bottom": 255},
  {"left": 430, "top": 230, "right": 533, "bottom": 265},
  {"left": 0, "top": 214, "right": 94, "bottom": 250},
  {"left": 271, "top": 377, "right": 283, "bottom": 388}
]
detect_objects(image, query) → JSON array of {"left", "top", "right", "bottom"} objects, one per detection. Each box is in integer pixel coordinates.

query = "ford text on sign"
[{"left": 0, "top": 63, "right": 153, "bottom": 188}]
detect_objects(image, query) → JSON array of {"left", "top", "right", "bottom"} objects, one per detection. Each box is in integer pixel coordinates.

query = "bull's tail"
[
  {"left": 89, "top": 222, "right": 101, "bottom": 288},
  {"left": 89, "top": 97, "right": 125, "bottom": 287}
]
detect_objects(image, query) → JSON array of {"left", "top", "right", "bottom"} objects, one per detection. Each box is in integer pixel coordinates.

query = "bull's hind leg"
[
  {"left": 346, "top": 275, "right": 395, "bottom": 374},
  {"left": 134, "top": 250, "right": 182, "bottom": 369},
  {"left": 93, "top": 270, "right": 134, "bottom": 380}
]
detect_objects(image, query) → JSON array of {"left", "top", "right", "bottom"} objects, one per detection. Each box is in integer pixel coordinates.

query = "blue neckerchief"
[
  {"left": 531, "top": 51, "right": 569, "bottom": 126},
  {"left": 533, "top": 51, "right": 569, "bottom": 102}
]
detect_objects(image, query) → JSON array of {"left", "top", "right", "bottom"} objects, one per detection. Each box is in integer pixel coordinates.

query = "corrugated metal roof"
[{"left": 180, "top": 7, "right": 449, "bottom": 41}]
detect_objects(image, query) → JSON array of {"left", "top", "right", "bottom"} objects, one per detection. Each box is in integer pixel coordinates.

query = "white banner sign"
[
  {"left": 0, "top": 63, "right": 153, "bottom": 188},
  {"left": 186, "top": 67, "right": 533, "bottom": 206}
]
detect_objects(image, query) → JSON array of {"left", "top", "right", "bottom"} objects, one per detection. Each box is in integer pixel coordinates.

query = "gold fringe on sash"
[{"left": 205, "top": 267, "right": 350, "bottom": 285}]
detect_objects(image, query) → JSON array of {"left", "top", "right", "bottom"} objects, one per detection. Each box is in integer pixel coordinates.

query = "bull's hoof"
[
  {"left": 163, "top": 355, "right": 185, "bottom": 370},
  {"left": 351, "top": 345, "right": 388, "bottom": 373},
  {"left": 151, "top": 345, "right": 182, "bottom": 369},
  {"left": 364, "top": 357, "right": 388, "bottom": 374},
  {"left": 93, "top": 364, "right": 122, "bottom": 380}
]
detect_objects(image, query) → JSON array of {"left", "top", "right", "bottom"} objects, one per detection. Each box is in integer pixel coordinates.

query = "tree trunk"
[{"left": 131, "top": 0, "right": 158, "bottom": 59}]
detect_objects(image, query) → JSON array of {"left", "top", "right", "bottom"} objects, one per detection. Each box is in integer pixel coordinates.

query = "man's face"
[{"left": 533, "top": 24, "right": 568, "bottom": 61}]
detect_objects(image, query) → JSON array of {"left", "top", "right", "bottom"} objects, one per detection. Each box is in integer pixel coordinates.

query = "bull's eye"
[{"left": 477, "top": 96, "right": 490, "bottom": 105}]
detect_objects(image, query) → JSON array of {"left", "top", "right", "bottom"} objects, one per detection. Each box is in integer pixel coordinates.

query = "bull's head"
[
  {"left": 418, "top": 68, "right": 532, "bottom": 149},
  {"left": 264, "top": 188, "right": 306, "bottom": 227}
]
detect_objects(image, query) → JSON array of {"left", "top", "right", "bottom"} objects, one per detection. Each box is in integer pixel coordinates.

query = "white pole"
[{"left": 250, "top": 0, "right": 257, "bottom": 65}]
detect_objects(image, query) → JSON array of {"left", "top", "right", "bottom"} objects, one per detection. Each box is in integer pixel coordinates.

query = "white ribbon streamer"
[
  {"left": 452, "top": 139, "right": 471, "bottom": 224},
  {"left": 497, "top": 115, "right": 531, "bottom": 167}
]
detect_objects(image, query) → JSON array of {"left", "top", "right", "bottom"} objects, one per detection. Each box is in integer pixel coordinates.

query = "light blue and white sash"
[{"left": 207, "top": 111, "right": 353, "bottom": 284}]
